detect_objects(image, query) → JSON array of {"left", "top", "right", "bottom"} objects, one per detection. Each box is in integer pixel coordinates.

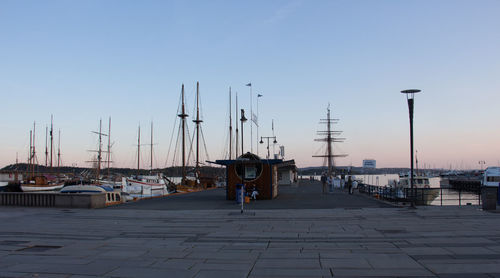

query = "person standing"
[{"left": 320, "top": 173, "right": 327, "bottom": 194}]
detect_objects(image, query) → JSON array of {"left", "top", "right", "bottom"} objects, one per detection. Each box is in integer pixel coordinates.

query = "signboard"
[{"left": 245, "top": 166, "right": 257, "bottom": 179}]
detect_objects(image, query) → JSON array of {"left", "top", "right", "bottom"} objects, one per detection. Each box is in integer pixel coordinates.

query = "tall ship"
[
  {"left": 21, "top": 118, "right": 64, "bottom": 192},
  {"left": 166, "top": 82, "right": 216, "bottom": 189},
  {"left": 312, "top": 105, "right": 347, "bottom": 177}
]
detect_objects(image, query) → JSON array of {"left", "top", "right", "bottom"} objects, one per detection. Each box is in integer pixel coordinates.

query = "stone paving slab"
[
  {"left": 106, "top": 266, "right": 195, "bottom": 278},
  {"left": 0, "top": 184, "right": 499, "bottom": 277}
]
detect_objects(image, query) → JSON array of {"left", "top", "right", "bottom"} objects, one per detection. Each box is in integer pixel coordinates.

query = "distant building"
[
  {"left": 278, "top": 160, "right": 297, "bottom": 185},
  {"left": 363, "top": 159, "right": 376, "bottom": 168}
]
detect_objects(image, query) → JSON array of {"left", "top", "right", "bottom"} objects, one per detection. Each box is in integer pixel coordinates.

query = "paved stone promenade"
[{"left": 0, "top": 184, "right": 499, "bottom": 277}]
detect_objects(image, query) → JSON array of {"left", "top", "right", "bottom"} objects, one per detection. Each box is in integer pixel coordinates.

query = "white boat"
[
  {"left": 0, "top": 181, "right": 9, "bottom": 190},
  {"left": 61, "top": 184, "right": 122, "bottom": 205},
  {"left": 396, "top": 174, "right": 439, "bottom": 205},
  {"left": 482, "top": 167, "right": 500, "bottom": 187},
  {"left": 122, "top": 123, "right": 171, "bottom": 198},
  {"left": 61, "top": 184, "right": 113, "bottom": 193},
  {"left": 123, "top": 174, "right": 170, "bottom": 197}
]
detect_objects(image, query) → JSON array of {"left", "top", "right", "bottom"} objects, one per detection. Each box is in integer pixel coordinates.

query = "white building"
[
  {"left": 277, "top": 160, "right": 297, "bottom": 185},
  {"left": 362, "top": 159, "right": 376, "bottom": 168}
]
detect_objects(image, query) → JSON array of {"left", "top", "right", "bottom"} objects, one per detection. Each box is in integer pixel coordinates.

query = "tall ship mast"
[
  {"left": 193, "top": 82, "right": 203, "bottom": 171},
  {"left": 313, "top": 106, "right": 347, "bottom": 175},
  {"left": 229, "top": 87, "right": 232, "bottom": 160},
  {"left": 21, "top": 121, "right": 64, "bottom": 192},
  {"left": 177, "top": 84, "right": 188, "bottom": 183}
]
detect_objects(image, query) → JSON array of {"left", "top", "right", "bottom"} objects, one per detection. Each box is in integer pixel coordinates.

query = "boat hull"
[
  {"left": 125, "top": 179, "right": 167, "bottom": 191},
  {"left": 21, "top": 183, "right": 64, "bottom": 192}
]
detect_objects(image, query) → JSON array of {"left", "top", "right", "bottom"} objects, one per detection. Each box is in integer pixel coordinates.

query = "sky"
[{"left": 1, "top": 0, "right": 499, "bottom": 170}]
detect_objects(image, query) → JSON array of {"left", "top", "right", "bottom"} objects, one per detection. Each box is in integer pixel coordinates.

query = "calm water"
[{"left": 299, "top": 174, "right": 480, "bottom": 206}]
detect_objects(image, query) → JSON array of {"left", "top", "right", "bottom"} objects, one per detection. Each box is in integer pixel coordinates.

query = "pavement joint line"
[{"left": 247, "top": 249, "right": 261, "bottom": 278}]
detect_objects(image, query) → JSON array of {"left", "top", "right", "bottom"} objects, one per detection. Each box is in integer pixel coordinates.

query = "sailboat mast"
[
  {"left": 326, "top": 107, "right": 333, "bottom": 175},
  {"left": 178, "top": 84, "right": 187, "bottom": 182},
  {"left": 45, "top": 126, "right": 48, "bottom": 167},
  {"left": 137, "top": 125, "right": 140, "bottom": 177},
  {"left": 194, "top": 82, "right": 201, "bottom": 170},
  {"left": 229, "top": 87, "right": 232, "bottom": 160},
  {"left": 32, "top": 122, "right": 36, "bottom": 177},
  {"left": 29, "top": 129, "right": 32, "bottom": 179},
  {"left": 107, "top": 117, "right": 111, "bottom": 178},
  {"left": 50, "top": 115, "right": 53, "bottom": 169},
  {"left": 57, "top": 129, "right": 61, "bottom": 168},
  {"left": 235, "top": 92, "right": 239, "bottom": 158},
  {"left": 150, "top": 121, "right": 153, "bottom": 172},
  {"left": 97, "top": 119, "right": 102, "bottom": 181}
]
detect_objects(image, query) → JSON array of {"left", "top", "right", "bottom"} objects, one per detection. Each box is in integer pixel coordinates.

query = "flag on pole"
[
  {"left": 257, "top": 94, "right": 263, "bottom": 97},
  {"left": 252, "top": 113, "right": 258, "bottom": 126},
  {"left": 246, "top": 83, "right": 251, "bottom": 87}
]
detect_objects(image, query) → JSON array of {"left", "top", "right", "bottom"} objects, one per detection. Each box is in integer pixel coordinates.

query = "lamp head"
[
  {"left": 259, "top": 139, "right": 264, "bottom": 144},
  {"left": 401, "top": 89, "right": 421, "bottom": 100},
  {"left": 240, "top": 109, "right": 247, "bottom": 122},
  {"left": 273, "top": 139, "right": 277, "bottom": 144}
]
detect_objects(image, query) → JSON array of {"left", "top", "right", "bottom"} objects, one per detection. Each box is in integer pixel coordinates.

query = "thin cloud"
[{"left": 264, "top": 0, "right": 303, "bottom": 25}]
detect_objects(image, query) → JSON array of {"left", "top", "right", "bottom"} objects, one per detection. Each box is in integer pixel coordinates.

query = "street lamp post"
[
  {"left": 259, "top": 136, "right": 277, "bottom": 159},
  {"left": 240, "top": 109, "right": 247, "bottom": 156},
  {"left": 401, "top": 89, "right": 421, "bottom": 208},
  {"left": 479, "top": 160, "right": 486, "bottom": 171}
]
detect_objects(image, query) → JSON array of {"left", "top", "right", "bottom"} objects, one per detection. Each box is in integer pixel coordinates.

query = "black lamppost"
[
  {"left": 259, "top": 136, "right": 277, "bottom": 159},
  {"left": 401, "top": 89, "right": 421, "bottom": 207},
  {"left": 240, "top": 109, "right": 247, "bottom": 155}
]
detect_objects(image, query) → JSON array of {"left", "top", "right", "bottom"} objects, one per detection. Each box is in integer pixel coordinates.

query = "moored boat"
[
  {"left": 21, "top": 176, "right": 64, "bottom": 192},
  {"left": 396, "top": 174, "right": 439, "bottom": 205}
]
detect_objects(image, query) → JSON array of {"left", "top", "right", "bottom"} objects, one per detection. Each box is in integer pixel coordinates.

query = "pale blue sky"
[{"left": 1, "top": 0, "right": 499, "bottom": 169}]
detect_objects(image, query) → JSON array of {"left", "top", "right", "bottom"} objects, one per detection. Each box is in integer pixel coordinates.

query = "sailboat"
[
  {"left": 21, "top": 118, "right": 64, "bottom": 192},
  {"left": 61, "top": 119, "right": 116, "bottom": 194},
  {"left": 123, "top": 123, "right": 170, "bottom": 197}
]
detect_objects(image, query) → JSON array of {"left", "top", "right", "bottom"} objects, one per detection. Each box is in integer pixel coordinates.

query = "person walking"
[
  {"left": 320, "top": 173, "right": 327, "bottom": 194},
  {"left": 347, "top": 176, "right": 353, "bottom": 195}
]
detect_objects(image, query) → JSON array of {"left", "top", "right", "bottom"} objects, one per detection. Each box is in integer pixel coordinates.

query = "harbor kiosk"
[{"left": 215, "top": 153, "right": 282, "bottom": 200}]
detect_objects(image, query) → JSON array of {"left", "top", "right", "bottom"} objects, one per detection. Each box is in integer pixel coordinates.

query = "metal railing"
[{"left": 358, "top": 184, "right": 481, "bottom": 206}]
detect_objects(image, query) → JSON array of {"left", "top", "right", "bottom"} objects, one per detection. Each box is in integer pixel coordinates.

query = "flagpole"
[
  {"left": 249, "top": 83, "right": 253, "bottom": 154},
  {"left": 257, "top": 94, "right": 259, "bottom": 157},
  {"left": 257, "top": 94, "right": 263, "bottom": 158}
]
